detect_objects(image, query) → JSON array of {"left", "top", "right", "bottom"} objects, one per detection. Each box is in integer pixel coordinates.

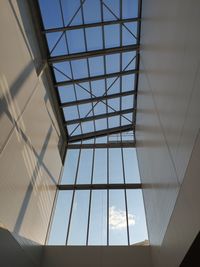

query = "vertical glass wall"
[{"left": 48, "top": 145, "right": 148, "bottom": 246}]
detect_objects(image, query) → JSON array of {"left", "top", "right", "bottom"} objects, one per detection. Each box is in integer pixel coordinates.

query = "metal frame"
[
  {"left": 55, "top": 69, "right": 138, "bottom": 86},
  {"left": 49, "top": 44, "right": 139, "bottom": 63},
  {"left": 35, "top": 0, "right": 143, "bottom": 247},
  {"left": 44, "top": 17, "right": 140, "bottom": 33},
  {"left": 58, "top": 183, "right": 142, "bottom": 190}
]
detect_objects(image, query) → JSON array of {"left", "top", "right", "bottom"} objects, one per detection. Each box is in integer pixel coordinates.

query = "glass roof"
[{"left": 38, "top": 0, "right": 140, "bottom": 143}]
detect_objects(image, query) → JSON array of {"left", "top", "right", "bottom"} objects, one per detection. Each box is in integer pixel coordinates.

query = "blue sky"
[{"left": 38, "top": 0, "right": 148, "bottom": 246}]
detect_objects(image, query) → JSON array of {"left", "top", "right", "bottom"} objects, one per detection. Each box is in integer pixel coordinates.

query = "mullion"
[
  {"left": 80, "top": 0, "right": 96, "bottom": 133},
  {"left": 107, "top": 137, "right": 109, "bottom": 246},
  {"left": 119, "top": 0, "right": 123, "bottom": 128},
  {"left": 58, "top": 0, "right": 83, "bottom": 136},
  {"left": 86, "top": 147, "right": 95, "bottom": 245},
  {"left": 65, "top": 147, "right": 82, "bottom": 245},
  {"left": 121, "top": 135, "right": 130, "bottom": 245}
]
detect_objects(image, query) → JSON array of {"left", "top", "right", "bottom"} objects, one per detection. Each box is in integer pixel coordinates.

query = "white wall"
[
  {"left": 0, "top": 0, "right": 63, "bottom": 265},
  {"left": 42, "top": 246, "right": 153, "bottom": 267},
  {"left": 136, "top": 0, "right": 200, "bottom": 266}
]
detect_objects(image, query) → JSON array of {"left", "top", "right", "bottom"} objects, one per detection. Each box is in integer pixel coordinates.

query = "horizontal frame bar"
[
  {"left": 65, "top": 108, "right": 135, "bottom": 125},
  {"left": 49, "top": 44, "right": 139, "bottom": 62},
  {"left": 67, "top": 141, "right": 136, "bottom": 149},
  {"left": 68, "top": 124, "right": 134, "bottom": 142},
  {"left": 60, "top": 90, "right": 136, "bottom": 108},
  {"left": 57, "top": 183, "right": 142, "bottom": 190},
  {"left": 55, "top": 69, "right": 138, "bottom": 87},
  {"left": 44, "top": 17, "right": 140, "bottom": 33}
]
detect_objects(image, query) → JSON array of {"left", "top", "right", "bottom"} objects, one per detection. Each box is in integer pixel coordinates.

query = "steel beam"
[
  {"left": 55, "top": 69, "right": 137, "bottom": 87},
  {"left": 49, "top": 44, "right": 139, "bottom": 63},
  {"left": 68, "top": 124, "right": 134, "bottom": 142},
  {"left": 67, "top": 141, "right": 135, "bottom": 149},
  {"left": 57, "top": 183, "right": 142, "bottom": 190},
  {"left": 44, "top": 18, "right": 140, "bottom": 33},
  {"left": 65, "top": 108, "right": 135, "bottom": 125},
  {"left": 60, "top": 90, "right": 136, "bottom": 108}
]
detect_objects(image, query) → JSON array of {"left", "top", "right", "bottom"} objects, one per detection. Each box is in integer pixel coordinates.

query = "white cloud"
[{"left": 109, "top": 206, "right": 135, "bottom": 230}]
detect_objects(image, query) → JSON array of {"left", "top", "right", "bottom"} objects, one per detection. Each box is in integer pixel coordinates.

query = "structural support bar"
[
  {"left": 58, "top": 183, "right": 142, "bottom": 190},
  {"left": 49, "top": 44, "right": 139, "bottom": 62},
  {"left": 60, "top": 90, "right": 136, "bottom": 107},
  {"left": 55, "top": 69, "right": 138, "bottom": 86},
  {"left": 68, "top": 124, "right": 134, "bottom": 142},
  {"left": 44, "top": 17, "right": 140, "bottom": 33},
  {"left": 67, "top": 141, "right": 136, "bottom": 149},
  {"left": 65, "top": 108, "right": 135, "bottom": 125}
]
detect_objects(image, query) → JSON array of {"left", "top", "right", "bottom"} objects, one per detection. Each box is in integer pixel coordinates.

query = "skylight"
[{"left": 37, "top": 0, "right": 147, "bottom": 246}]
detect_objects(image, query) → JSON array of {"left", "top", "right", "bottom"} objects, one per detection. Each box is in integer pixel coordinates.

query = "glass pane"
[
  {"left": 82, "top": 121, "right": 95, "bottom": 133},
  {"left": 104, "top": 25, "right": 120, "bottom": 48},
  {"left": 121, "top": 113, "right": 132, "bottom": 125},
  {"left": 93, "top": 148, "right": 107, "bottom": 184},
  {"left": 122, "top": 22, "right": 137, "bottom": 45},
  {"left": 86, "top": 27, "right": 103, "bottom": 51},
  {"left": 75, "top": 82, "right": 91, "bottom": 100},
  {"left": 67, "top": 29, "right": 85, "bottom": 53},
  {"left": 67, "top": 124, "right": 82, "bottom": 136},
  {"left": 93, "top": 101, "right": 106, "bottom": 115},
  {"left": 46, "top": 32, "right": 67, "bottom": 56},
  {"left": 123, "top": 0, "right": 138, "bottom": 18},
  {"left": 109, "top": 148, "right": 123, "bottom": 183},
  {"left": 61, "top": 149, "right": 80, "bottom": 184},
  {"left": 122, "top": 52, "right": 136, "bottom": 70},
  {"left": 91, "top": 80, "right": 105, "bottom": 96},
  {"left": 83, "top": 0, "right": 101, "bottom": 23},
  {"left": 107, "top": 98, "right": 120, "bottom": 112},
  {"left": 58, "top": 86, "right": 75, "bottom": 103},
  {"left": 127, "top": 190, "right": 148, "bottom": 245},
  {"left": 48, "top": 191, "right": 73, "bottom": 245},
  {"left": 95, "top": 118, "right": 108, "bottom": 131},
  {"left": 68, "top": 190, "right": 90, "bottom": 245},
  {"left": 108, "top": 115, "right": 120, "bottom": 128},
  {"left": 61, "top": 0, "right": 81, "bottom": 26},
  {"left": 122, "top": 75, "right": 135, "bottom": 92},
  {"left": 109, "top": 190, "right": 128, "bottom": 245},
  {"left": 39, "top": 0, "right": 62, "bottom": 28},
  {"left": 123, "top": 148, "right": 140, "bottom": 183},
  {"left": 89, "top": 56, "right": 104, "bottom": 76},
  {"left": 71, "top": 59, "right": 88, "bottom": 79},
  {"left": 88, "top": 190, "right": 107, "bottom": 245},
  {"left": 106, "top": 54, "right": 120, "bottom": 74},
  {"left": 77, "top": 149, "right": 93, "bottom": 184},
  {"left": 122, "top": 95, "right": 134, "bottom": 109},
  {"left": 53, "top": 62, "right": 71, "bottom": 82},
  {"left": 63, "top": 106, "right": 79, "bottom": 121},
  {"left": 107, "top": 78, "right": 120, "bottom": 95}
]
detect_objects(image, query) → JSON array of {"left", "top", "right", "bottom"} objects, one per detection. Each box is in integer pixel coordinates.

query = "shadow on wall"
[{"left": 0, "top": 227, "right": 41, "bottom": 267}]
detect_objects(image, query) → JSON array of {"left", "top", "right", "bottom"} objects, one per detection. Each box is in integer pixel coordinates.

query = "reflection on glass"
[
  {"left": 109, "top": 190, "right": 128, "bottom": 245},
  {"left": 88, "top": 190, "right": 107, "bottom": 245},
  {"left": 48, "top": 191, "right": 73, "bottom": 245},
  {"left": 68, "top": 190, "right": 90, "bottom": 245}
]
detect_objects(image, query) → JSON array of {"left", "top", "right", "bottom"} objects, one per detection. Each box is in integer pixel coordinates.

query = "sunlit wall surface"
[{"left": 48, "top": 134, "right": 148, "bottom": 246}]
